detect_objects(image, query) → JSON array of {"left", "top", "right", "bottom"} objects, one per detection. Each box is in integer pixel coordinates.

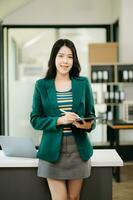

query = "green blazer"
[{"left": 30, "top": 76, "right": 96, "bottom": 162}]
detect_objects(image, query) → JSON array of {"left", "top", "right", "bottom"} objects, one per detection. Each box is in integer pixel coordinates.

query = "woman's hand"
[
  {"left": 72, "top": 120, "right": 94, "bottom": 130},
  {"left": 57, "top": 112, "right": 80, "bottom": 125}
]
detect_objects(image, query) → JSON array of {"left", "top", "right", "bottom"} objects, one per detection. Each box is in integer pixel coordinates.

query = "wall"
[
  {"left": 119, "top": 0, "right": 133, "bottom": 62},
  {"left": 3, "top": 0, "right": 113, "bottom": 24},
  {"left": 119, "top": 0, "right": 133, "bottom": 142},
  {"left": 112, "top": 0, "right": 121, "bottom": 22}
]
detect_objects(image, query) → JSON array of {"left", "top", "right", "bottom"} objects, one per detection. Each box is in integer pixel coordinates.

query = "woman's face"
[{"left": 55, "top": 46, "right": 73, "bottom": 76}]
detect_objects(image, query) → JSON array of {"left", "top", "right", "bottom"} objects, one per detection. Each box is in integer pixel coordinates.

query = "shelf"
[
  {"left": 117, "top": 64, "right": 133, "bottom": 82},
  {"left": 95, "top": 103, "right": 123, "bottom": 105},
  {"left": 92, "top": 82, "right": 133, "bottom": 85},
  {"left": 90, "top": 64, "right": 115, "bottom": 83},
  {"left": 90, "top": 63, "right": 133, "bottom": 84}
]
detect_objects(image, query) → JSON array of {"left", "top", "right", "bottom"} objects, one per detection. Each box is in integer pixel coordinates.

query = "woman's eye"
[
  {"left": 58, "top": 54, "right": 63, "bottom": 57},
  {"left": 57, "top": 54, "right": 73, "bottom": 59}
]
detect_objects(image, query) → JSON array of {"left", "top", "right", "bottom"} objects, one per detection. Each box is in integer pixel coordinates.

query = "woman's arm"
[
  {"left": 84, "top": 78, "right": 96, "bottom": 131},
  {"left": 72, "top": 78, "right": 96, "bottom": 132},
  {"left": 30, "top": 82, "right": 59, "bottom": 132}
]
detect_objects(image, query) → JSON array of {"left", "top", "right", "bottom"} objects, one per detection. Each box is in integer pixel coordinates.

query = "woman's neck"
[
  {"left": 55, "top": 73, "right": 72, "bottom": 92},
  {"left": 55, "top": 73, "right": 70, "bottom": 81}
]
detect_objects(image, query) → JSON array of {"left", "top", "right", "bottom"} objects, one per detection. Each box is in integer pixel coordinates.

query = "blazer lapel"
[
  {"left": 72, "top": 78, "right": 83, "bottom": 112},
  {"left": 45, "top": 79, "right": 60, "bottom": 115},
  {"left": 44, "top": 78, "right": 83, "bottom": 115}
]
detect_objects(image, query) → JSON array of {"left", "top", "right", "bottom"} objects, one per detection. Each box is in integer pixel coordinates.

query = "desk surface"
[
  {"left": 107, "top": 119, "right": 133, "bottom": 129},
  {"left": 0, "top": 149, "right": 123, "bottom": 168}
]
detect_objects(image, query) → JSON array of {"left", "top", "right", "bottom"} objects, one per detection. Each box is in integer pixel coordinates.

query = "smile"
[{"left": 60, "top": 65, "right": 69, "bottom": 67}]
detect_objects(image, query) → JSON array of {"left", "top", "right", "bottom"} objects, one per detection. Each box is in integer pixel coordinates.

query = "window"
[{"left": 4, "top": 26, "right": 107, "bottom": 145}]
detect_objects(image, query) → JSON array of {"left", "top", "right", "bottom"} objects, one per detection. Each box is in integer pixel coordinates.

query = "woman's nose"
[{"left": 63, "top": 56, "right": 67, "bottom": 63}]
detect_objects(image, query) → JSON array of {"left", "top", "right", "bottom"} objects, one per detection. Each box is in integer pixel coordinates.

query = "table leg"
[
  {"left": 113, "top": 167, "right": 120, "bottom": 182},
  {"left": 114, "top": 129, "right": 120, "bottom": 182},
  {"left": 115, "top": 129, "right": 119, "bottom": 149},
  {"left": 107, "top": 126, "right": 115, "bottom": 148}
]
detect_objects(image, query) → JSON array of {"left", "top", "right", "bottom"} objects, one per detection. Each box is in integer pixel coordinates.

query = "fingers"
[
  {"left": 65, "top": 112, "right": 79, "bottom": 121},
  {"left": 61, "top": 112, "right": 80, "bottom": 124},
  {"left": 66, "top": 112, "right": 79, "bottom": 118},
  {"left": 89, "top": 120, "right": 94, "bottom": 125},
  {"left": 72, "top": 121, "right": 80, "bottom": 127},
  {"left": 73, "top": 120, "right": 94, "bottom": 129}
]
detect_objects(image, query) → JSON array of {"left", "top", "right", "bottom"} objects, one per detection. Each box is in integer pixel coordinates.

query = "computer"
[{"left": 0, "top": 136, "right": 37, "bottom": 158}]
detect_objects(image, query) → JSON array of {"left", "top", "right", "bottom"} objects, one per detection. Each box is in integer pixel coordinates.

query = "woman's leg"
[
  {"left": 47, "top": 178, "right": 68, "bottom": 200},
  {"left": 67, "top": 179, "right": 83, "bottom": 200}
]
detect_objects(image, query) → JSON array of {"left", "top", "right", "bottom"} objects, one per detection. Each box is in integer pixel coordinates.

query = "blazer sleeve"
[
  {"left": 30, "top": 81, "right": 60, "bottom": 132},
  {"left": 85, "top": 78, "right": 96, "bottom": 131}
]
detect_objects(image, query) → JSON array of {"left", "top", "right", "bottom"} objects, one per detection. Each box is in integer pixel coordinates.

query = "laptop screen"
[{"left": 0, "top": 136, "right": 37, "bottom": 158}]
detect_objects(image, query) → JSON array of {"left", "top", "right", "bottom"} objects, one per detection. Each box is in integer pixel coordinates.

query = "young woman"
[{"left": 30, "top": 39, "right": 96, "bottom": 200}]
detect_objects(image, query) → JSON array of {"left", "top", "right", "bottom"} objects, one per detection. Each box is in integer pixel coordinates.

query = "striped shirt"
[{"left": 56, "top": 89, "right": 73, "bottom": 136}]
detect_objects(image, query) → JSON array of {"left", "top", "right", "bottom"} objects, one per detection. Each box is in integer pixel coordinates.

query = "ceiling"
[{"left": 0, "top": 0, "right": 32, "bottom": 21}]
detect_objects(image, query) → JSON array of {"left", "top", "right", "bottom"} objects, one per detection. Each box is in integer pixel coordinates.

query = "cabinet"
[
  {"left": 90, "top": 63, "right": 133, "bottom": 84},
  {"left": 89, "top": 63, "right": 133, "bottom": 145},
  {"left": 90, "top": 63, "right": 133, "bottom": 108},
  {"left": 89, "top": 43, "right": 118, "bottom": 63}
]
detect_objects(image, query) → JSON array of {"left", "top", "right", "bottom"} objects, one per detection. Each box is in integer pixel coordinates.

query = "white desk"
[
  {"left": 0, "top": 149, "right": 123, "bottom": 167},
  {"left": 0, "top": 149, "right": 123, "bottom": 200}
]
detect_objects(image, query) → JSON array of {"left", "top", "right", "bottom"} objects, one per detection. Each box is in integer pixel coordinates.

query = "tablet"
[{"left": 76, "top": 116, "right": 102, "bottom": 122}]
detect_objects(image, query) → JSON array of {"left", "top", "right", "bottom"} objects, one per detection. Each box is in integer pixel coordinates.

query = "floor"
[{"left": 113, "top": 164, "right": 133, "bottom": 200}]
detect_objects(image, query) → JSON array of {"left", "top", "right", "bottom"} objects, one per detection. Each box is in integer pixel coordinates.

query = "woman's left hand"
[{"left": 72, "top": 120, "right": 94, "bottom": 130}]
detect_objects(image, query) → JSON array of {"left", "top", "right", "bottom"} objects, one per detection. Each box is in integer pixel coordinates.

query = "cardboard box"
[{"left": 89, "top": 43, "right": 118, "bottom": 64}]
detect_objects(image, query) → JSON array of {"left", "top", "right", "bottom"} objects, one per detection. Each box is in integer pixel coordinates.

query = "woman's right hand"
[{"left": 57, "top": 112, "right": 79, "bottom": 125}]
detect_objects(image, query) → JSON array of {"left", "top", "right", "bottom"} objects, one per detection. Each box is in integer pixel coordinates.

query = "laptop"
[{"left": 0, "top": 136, "right": 37, "bottom": 158}]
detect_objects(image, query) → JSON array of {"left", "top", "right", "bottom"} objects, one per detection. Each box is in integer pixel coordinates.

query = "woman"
[{"left": 30, "top": 39, "right": 96, "bottom": 200}]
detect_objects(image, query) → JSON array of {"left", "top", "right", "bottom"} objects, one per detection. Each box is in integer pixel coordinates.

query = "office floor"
[{"left": 113, "top": 164, "right": 133, "bottom": 200}]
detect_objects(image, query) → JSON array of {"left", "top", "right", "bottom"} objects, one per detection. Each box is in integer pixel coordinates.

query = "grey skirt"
[{"left": 37, "top": 135, "right": 91, "bottom": 180}]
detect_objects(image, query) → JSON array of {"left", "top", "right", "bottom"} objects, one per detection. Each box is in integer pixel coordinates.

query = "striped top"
[{"left": 56, "top": 89, "right": 73, "bottom": 136}]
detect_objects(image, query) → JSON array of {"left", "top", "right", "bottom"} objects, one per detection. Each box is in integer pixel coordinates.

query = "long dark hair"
[{"left": 45, "top": 39, "right": 81, "bottom": 79}]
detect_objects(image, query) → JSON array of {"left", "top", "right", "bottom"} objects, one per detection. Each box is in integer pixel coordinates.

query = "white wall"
[
  {"left": 112, "top": 0, "right": 121, "bottom": 22},
  {"left": 119, "top": 0, "right": 133, "bottom": 142},
  {"left": 3, "top": 0, "right": 113, "bottom": 24},
  {"left": 119, "top": 0, "right": 133, "bottom": 62}
]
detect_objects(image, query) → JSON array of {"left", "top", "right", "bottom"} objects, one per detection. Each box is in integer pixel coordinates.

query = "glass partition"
[{"left": 5, "top": 27, "right": 106, "bottom": 145}]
